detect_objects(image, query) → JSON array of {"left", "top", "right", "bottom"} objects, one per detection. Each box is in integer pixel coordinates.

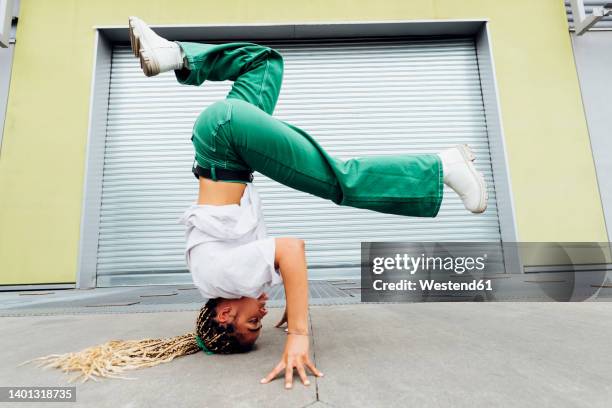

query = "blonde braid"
[
  {"left": 22, "top": 299, "right": 251, "bottom": 382},
  {"left": 22, "top": 304, "right": 212, "bottom": 382}
]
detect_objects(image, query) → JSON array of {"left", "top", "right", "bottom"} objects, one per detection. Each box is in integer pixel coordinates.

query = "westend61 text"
[{"left": 372, "top": 279, "right": 493, "bottom": 291}]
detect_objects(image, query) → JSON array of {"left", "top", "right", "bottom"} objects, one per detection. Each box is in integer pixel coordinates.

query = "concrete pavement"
[{"left": 1, "top": 302, "right": 612, "bottom": 407}]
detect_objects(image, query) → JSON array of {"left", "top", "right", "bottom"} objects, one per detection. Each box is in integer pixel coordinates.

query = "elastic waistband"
[{"left": 193, "top": 164, "right": 254, "bottom": 182}]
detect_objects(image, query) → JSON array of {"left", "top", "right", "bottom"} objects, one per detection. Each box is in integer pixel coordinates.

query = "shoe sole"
[
  {"left": 456, "top": 144, "right": 488, "bottom": 214},
  {"left": 128, "top": 16, "right": 160, "bottom": 77}
]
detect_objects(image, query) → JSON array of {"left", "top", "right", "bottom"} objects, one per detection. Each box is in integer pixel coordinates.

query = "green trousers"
[{"left": 175, "top": 42, "right": 444, "bottom": 217}]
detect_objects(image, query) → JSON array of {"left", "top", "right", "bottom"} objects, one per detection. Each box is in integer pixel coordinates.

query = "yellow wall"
[{"left": 0, "top": 0, "right": 607, "bottom": 284}]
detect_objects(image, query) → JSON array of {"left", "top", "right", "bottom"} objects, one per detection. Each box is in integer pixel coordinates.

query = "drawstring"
[
  {"left": 195, "top": 335, "right": 215, "bottom": 355},
  {"left": 210, "top": 165, "right": 217, "bottom": 181}
]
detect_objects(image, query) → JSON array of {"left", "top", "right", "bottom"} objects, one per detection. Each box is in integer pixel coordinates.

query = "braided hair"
[
  {"left": 196, "top": 298, "right": 255, "bottom": 354},
  {"left": 23, "top": 298, "right": 253, "bottom": 382}
]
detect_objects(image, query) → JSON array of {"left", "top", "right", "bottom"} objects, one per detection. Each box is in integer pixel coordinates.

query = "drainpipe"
[
  {"left": 0, "top": 0, "right": 18, "bottom": 156},
  {"left": 569, "top": 0, "right": 612, "bottom": 35}
]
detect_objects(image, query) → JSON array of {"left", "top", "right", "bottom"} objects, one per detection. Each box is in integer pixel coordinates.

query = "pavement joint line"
[
  {"left": 85, "top": 301, "right": 141, "bottom": 307},
  {"left": 316, "top": 400, "right": 337, "bottom": 407},
  {"left": 302, "top": 400, "right": 335, "bottom": 408},
  {"left": 0, "top": 301, "right": 364, "bottom": 317},
  {"left": 308, "top": 307, "right": 320, "bottom": 403},
  {"left": 3, "top": 296, "right": 610, "bottom": 317}
]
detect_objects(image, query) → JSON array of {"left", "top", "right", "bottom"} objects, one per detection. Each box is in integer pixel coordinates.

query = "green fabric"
[
  {"left": 195, "top": 335, "right": 214, "bottom": 355},
  {"left": 175, "top": 41, "right": 443, "bottom": 217}
]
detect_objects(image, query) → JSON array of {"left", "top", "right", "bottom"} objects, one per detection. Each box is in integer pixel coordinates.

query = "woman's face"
[{"left": 231, "top": 293, "right": 269, "bottom": 346}]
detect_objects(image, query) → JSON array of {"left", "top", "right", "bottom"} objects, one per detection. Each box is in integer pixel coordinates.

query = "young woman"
[{"left": 29, "top": 17, "right": 487, "bottom": 387}]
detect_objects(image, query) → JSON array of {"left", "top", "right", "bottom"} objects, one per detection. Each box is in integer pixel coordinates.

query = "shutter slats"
[{"left": 96, "top": 39, "right": 501, "bottom": 285}]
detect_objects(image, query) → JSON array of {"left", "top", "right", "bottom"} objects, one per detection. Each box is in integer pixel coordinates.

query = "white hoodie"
[{"left": 178, "top": 183, "right": 282, "bottom": 302}]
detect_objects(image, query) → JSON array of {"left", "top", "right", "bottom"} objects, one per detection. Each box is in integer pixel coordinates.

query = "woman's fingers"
[
  {"left": 305, "top": 358, "right": 324, "bottom": 378},
  {"left": 260, "top": 361, "right": 285, "bottom": 384},
  {"left": 296, "top": 363, "right": 310, "bottom": 386},
  {"left": 262, "top": 357, "right": 322, "bottom": 388},
  {"left": 284, "top": 360, "right": 294, "bottom": 389}
]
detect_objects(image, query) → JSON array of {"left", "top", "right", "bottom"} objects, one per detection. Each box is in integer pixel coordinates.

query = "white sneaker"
[
  {"left": 128, "top": 16, "right": 184, "bottom": 77},
  {"left": 438, "top": 145, "right": 488, "bottom": 214}
]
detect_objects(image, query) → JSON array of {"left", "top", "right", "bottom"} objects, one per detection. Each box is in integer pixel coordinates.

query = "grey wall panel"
[
  {"left": 475, "top": 27, "right": 518, "bottom": 243},
  {"left": 571, "top": 31, "right": 612, "bottom": 241},
  {"left": 96, "top": 38, "right": 502, "bottom": 286},
  {"left": 0, "top": 42, "right": 13, "bottom": 155},
  {"left": 476, "top": 25, "right": 521, "bottom": 274},
  {"left": 77, "top": 32, "right": 112, "bottom": 288}
]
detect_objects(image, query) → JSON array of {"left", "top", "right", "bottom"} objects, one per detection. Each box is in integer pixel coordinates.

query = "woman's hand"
[
  {"left": 267, "top": 238, "right": 322, "bottom": 388},
  {"left": 260, "top": 334, "right": 323, "bottom": 389}
]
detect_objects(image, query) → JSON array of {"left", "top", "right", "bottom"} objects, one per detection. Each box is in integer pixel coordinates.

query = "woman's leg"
[
  {"left": 128, "top": 17, "right": 485, "bottom": 216},
  {"left": 227, "top": 99, "right": 443, "bottom": 217},
  {"left": 176, "top": 42, "right": 443, "bottom": 217},
  {"left": 175, "top": 42, "right": 283, "bottom": 116}
]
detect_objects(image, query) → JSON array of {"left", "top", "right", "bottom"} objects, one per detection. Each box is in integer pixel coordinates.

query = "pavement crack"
[{"left": 309, "top": 308, "right": 320, "bottom": 402}]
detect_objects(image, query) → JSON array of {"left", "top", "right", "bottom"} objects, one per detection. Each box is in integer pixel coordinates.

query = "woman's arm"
[
  {"left": 260, "top": 237, "right": 323, "bottom": 389},
  {"left": 278, "top": 238, "right": 309, "bottom": 335}
]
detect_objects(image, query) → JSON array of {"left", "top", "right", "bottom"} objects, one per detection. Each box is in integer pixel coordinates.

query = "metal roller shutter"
[
  {"left": 565, "top": 1, "right": 612, "bottom": 29},
  {"left": 96, "top": 38, "right": 501, "bottom": 286}
]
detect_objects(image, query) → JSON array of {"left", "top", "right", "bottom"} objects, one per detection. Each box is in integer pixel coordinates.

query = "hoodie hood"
[{"left": 178, "top": 183, "right": 262, "bottom": 242}]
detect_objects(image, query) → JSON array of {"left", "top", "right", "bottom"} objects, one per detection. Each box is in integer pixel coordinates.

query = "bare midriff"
[{"left": 197, "top": 176, "right": 247, "bottom": 206}]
